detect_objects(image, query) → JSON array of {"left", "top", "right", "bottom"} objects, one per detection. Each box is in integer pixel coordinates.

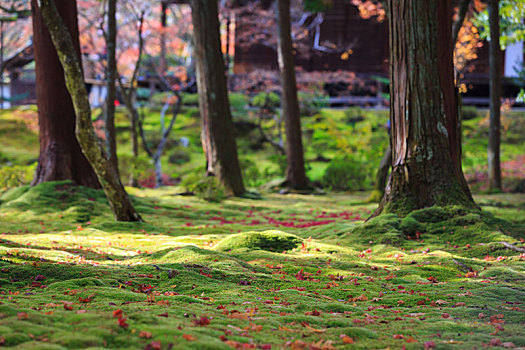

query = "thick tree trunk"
[
  {"left": 105, "top": 0, "right": 119, "bottom": 176},
  {"left": 488, "top": 0, "right": 502, "bottom": 191},
  {"left": 376, "top": 0, "right": 476, "bottom": 215},
  {"left": 39, "top": 0, "right": 142, "bottom": 222},
  {"left": 276, "top": 0, "right": 309, "bottom": 189},
  {"left": 190, "top": 0, "right": 245, "bottom": 196},
  {"left": 30, "top": 0, "right": 99, "bottom": 189}
]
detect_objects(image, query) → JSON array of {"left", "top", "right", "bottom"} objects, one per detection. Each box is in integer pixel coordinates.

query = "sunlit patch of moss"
[
  {"left": 213, "top": 230, "right": 303, "bottom": 252},
  {"left": 0, "top": 184, "right": 524, "bottom": 349}
]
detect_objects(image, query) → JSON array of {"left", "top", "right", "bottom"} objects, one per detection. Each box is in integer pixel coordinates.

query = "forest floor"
[{"left": 0, "top": 182, "right": 524, "bottom": 349}]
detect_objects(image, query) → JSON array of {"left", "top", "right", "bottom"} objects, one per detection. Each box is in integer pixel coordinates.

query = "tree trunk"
[
  {"left": 30, "top": 0, "right": 99, "bottom": 189},
  {"left": 105, "top": 0, "right": 119, "bottom": 176},
  {"left": 488, "top": 0, "right": 502, "bottom": 191},
  {"left": 154, "top": 156, "right": 162, "bottom": 189},
  {"left": 159, "top": 1, "right": 167, "bottom": 75},
  {"left": 38, "top": 0, "right": 142, "bottom": 222},
  {"left": 276, "top": 0, "right": 309, "bottom": 189},
  {"left": 190, "top": 0, "right": 245, "bottom": 196},
  {"left": 375, "top": 0, "right": 476, "bottom": 215}
]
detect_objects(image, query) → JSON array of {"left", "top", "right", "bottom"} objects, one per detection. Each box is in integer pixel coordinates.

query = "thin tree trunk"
[
  {"left": 159, "top": 1, "right": 167, "bottom": 75},
  {"left": 105, "top": 0, "right": 118, "bottom": 176},
  {"left": 154, "top": 156, "right": 162, "bottom": 188},
  {"left": 39, "top": 0, "right": 142, "bottom": 222},
  {"left": 276, "top": 0, "right": 309, "bottom": 189},
  {"left": 190, "top": 0, "right": 245, "bottom": 196},
  {"left": 375, "top": 0, "right": 476, "bottom": 216},
  {"left": 488, "top": 0, "right": 502, "bottom": 191},
  {"left": 30, "top": 0, "right": 99, "bottom": 189},
  {"left": 129, "top": 110, "right": 139, "bottom": 187}
]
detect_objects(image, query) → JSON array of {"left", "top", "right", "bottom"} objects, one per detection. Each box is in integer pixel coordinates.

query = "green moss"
[{"left": 213, "top": 230, "right": 302, "bottom": 252}]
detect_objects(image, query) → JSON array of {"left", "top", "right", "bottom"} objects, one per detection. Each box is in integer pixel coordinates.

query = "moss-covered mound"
[
  {"left": 351, "top": 205, "right": 523, "bottom": 247},
  {"left": 213, "top": 230, "right": 303, "bottom": 252},
  {"left": 0, "top": 180, "right": 107, "bottom": 222}
]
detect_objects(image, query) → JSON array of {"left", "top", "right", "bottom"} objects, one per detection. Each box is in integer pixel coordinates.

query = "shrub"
[
  {"left": 117, "top": 154, "right": 152, "bottom": 185},
  {"left": 181, "top": 172, "right": 226, "bottom": 202},
  {"left": 461, "top": 106, "right": 479, "bottom": 121},
  {"left": 239, "top": 157, "right": 262, "bottom": 187},
  {"left": 298, "top": 88, "right": 329, "bottom": 116},
  {"left": 167, "top": 147, "right": 191, "bottom": 165},
  {"left": 321, "top": 156, "right": 367, "bottom": 191},
  {"left": 267, "top": 154, "right": 288, "bottom": 177},
  {"left": 0, "top": 164, "right": 35, "bottom": 193},
  {"left": 251, "top": 92, "right": 280, "bottom": 109}
]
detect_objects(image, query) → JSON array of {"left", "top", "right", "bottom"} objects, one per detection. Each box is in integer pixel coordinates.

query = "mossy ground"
[{"left": 0, "top": 182, "right": 524, "bottom": 349}]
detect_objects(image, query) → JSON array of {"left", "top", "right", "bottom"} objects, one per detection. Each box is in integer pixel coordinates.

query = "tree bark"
[
  {"left": 159, "top": 1, "right": 167, "bottom": 75},
  {"left": 38, "top": 0, "right": 142, "bottom": 222},
  {"left": 375, "top": 0, "right": 476, "bottom": 215},
  {"left": 105, "top": 0, "right": 119, "bottom": 176},
  {"left": 488, "top": 0, "right": 502, "bottom": 191},
  {"left": 30, "top": 0, "right": 99, "bottom": 189},
  {"left": 190, "top": 0, "right": 245, "bottom": 196},
  {"left": 276, "top": 0, "right": 309, "bottom": 189}
]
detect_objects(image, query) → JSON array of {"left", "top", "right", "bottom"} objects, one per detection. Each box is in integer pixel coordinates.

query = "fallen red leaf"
[
  {"left": 183, "top": 334, "right": 196, "bottom": 341},
  {"left": 118, "top": 317, "right": 129, "bottom": 328}
]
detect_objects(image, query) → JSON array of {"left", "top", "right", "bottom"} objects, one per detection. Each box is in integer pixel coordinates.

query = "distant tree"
[
  {"left": 30, "top": 0, "right": 99, "bottom": 188},
  {"left": 488, "top": 0, "right": 502, "bottom": 191},
  {"left": 117, "top": 9, "right": 146, "bottom": 187},
  {"left": 104, "top": 0, "right": 119, "bottom": 176},
  {"left": 137, "top": 70, "right": 182, "bottom": 188},
  {"left": 276, "top": 0, "right": 309, "bottom": 189},
  {"left": 375, "top": 0, "right": 476, "bottom": 215},
  {"left": 38, "top": 0, "right": 142, "bottom": 222},
  {"left": 190, "top": 0, "right": 245, "bottom": 196}
]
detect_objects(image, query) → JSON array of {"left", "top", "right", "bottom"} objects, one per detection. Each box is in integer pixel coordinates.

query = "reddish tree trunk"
[
  {"left": 190, "top": 0, "right": 245, "bottom": 196},
  {"left": 376, "top": 0, "right": 476, "bottom": 215},
  {"left": 30, "top": 0, "right": 99, "bottom": 188},
  {"left": 276, "top": 0, "right": 309, "bottom": 189},
  {"left": 105, "top": 0, "right": 119, "bottom": 176},
  {"left": 488, "top": 0, "right": 502, "bottom": 191},
  {"left": 38, "top": 0, "right": 142, "bottom": 222}
]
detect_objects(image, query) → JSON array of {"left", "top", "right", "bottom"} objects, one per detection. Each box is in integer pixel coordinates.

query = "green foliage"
[
  {"left": 461, "top": 105, "right": 479, "bottom": 121},
  {"left": 214, "top": 230, "right": 303, "bottom": 252},
  {"left": 0, "top": 163, "right": 35, "bottom": 193},
  {"left": 474, "top": 0, "right": 525, "bottom": 48},
  {"left": 181, "top": 172, "right": 226, "bottom": 202},
  {"left": 251, "top": 92, "right": 280, "bottom": 109},
  {"left": 239, "top": 157, "right": 262, "bottom": 188},
  {"left": 266, "top": 154, "right": 288, "bottom": 177},
  {"left": 298, "top": 90, "right": 330, "bottom": 117},
  {"left": 181, "top": 93, "right": 199, "bottom": 106},
  {"left": 117, "top": 154, "right": 152, "bottom": 185},
  {"left": 167, "top": 147, "right": 191, "bottom": 165},
  {"left": 321, "top": 156, "right": 368, "bottom": 191},
  {"left": 303, "top": 0, "right": 334, "bottom": 12},
  {"left": 229, "top": 92, "right": 250, "bottom": 117}
]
